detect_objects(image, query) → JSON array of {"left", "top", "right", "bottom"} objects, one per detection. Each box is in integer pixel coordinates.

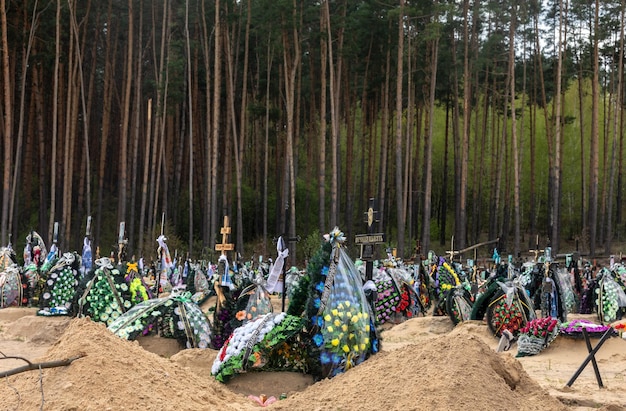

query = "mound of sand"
[
  {"left": 2, "top": 309, "right": 626, "bottom": 410},
  {"left": 0, "top": 318, "right": 254, "bottom": 411},
  {"left": 271, "top": 332, "right": 567, "bottom": 411}
]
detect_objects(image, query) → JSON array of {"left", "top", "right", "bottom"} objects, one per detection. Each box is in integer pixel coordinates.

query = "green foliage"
[{"left": 300, "top": 230, "right": 323, "bottom": 262}]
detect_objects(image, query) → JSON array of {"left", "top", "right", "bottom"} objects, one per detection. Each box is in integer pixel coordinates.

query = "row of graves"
[
  {"left": 3, "top": 208, "right": 626, "bottom": 390},
  {"left": 1, "top": 212, "right": 411, "bottom": 387},
  {"left": 419, "top": 238, "right": 626, "bottom": 360}
]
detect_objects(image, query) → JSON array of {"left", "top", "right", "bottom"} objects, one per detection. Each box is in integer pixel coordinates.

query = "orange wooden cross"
[{"left": 215, "top": 216, "right": 235, "bottom": 256}]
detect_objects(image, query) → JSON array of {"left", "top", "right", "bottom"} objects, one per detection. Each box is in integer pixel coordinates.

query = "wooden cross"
[
  {"left": 215, "top": 216, "right": 235, "bottom": 256},
  {"left": 529, "top": 235, "right": 544, "bottom": 262},
  {"left": 446, "top": 236, "right": 456, "bottom": 262}
]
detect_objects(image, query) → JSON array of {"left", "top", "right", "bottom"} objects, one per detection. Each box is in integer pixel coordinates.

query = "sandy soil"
[{"left": 1, "top": 304, "right": 625, "bottom": 411}]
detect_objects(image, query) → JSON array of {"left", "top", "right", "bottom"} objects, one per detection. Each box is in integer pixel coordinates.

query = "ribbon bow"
[
  {"left": 324, "top": 227, "right": 346, "bottom": 247},
  {"left": 266, "top": 237, "right": 288, "bottom": 293},
  {"left": 95, "top": 257, "right": 114, "bottom": 270},
  {"left": 126, "top": 262, "right": 139, "bottom": 274}
]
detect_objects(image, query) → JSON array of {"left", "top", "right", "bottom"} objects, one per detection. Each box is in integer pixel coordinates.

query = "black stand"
[{"left": 566, "top": 328, "right": 612, "bottom": 388}]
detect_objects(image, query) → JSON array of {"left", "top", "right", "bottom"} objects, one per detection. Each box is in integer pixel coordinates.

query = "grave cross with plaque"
[
  {"left": 355, "top": 198, "right": 385, "bottom": 282},
  {"left": 215, "top": 216, "right": 235, "bottom": 256}
]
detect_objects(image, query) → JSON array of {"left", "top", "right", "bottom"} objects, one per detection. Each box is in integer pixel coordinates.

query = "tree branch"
[{"left": 0, "top": 354, "right": 85, "bottom": 378}]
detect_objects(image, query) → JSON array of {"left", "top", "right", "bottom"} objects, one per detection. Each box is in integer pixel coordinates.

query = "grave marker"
[
  {"left": 529, "top": 235, "right": 545, "bottom": 262},
  {"left": 215, "top": 216, "right": 235, "bottom": 256},
  {"left": 117, "top": 221, "right": 127, "bottom": 264},
  {"left": 273, "top": 208, "right": 300, "bottom": 312},
  {"left": 356, "top": 198, "right": 385, "bottom": 282},
  {"left": 215, "top": 216, "right": 235, "bottom": 292}
]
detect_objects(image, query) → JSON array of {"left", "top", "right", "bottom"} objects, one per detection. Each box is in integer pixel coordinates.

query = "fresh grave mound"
[
  {"left": 0, "top": 318, "right": 255, "bottom": 411},
  {"left": 271, "top": 333, "right": 568, "bottom": 411},
  {"left": 2, "top": 312, "right": 71, "bottom": 344},
  {"left": 170, "top": 348, "right": 315, "bottom": 399}
]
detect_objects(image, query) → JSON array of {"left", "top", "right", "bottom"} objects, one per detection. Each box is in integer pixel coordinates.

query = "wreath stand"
[{"left": 565, "top": 328, "right": 613, "bottom": 388}]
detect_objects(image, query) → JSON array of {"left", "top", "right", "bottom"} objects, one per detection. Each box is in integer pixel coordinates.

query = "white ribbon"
[
  {"left": 82, "top": 237, "right": 92, "bottom": 270},
  {"left": 219, "top": 254, "right": 233, "bottom": 289},
  {"left": 266, "top": 237, "right": 289, "bottom": 293},
  {"left": 46, "top": 243, "right": 58, "bottom": 263},
  {"left": 157, "top": 235, "right": 173, "bottom": 269},
  {"left": 95, "top": 257, "right": 114, "bottom": 270},
  {"left": 23, "top": 243, "right": 32, "bottom": 266}
]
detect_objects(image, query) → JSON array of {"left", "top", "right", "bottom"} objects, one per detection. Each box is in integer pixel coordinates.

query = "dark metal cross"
[
  {"left": 355, "top": 198, "right": 384, "bottom": 282},
  {"left": 273, "top": 208, "right": 300, "bottom": 312}
]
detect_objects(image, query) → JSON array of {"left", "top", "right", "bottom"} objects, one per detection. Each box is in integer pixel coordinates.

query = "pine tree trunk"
[
  {"left": 551, "top": 0, "right": 564, "bottom": 254},
  {"left": 0, "top": 0, "right": 11, "bottom": 244},
  {"left": 33, "top": 65, "right": 48, "bottom": 238},
  {"left": 604, "top": 2, "right": 623, "bottom": 254},
  {"left": 118, "top": 0, "right": 134, "bottom": 228},
  {"left": 589, "top": 0, "right": 600, "bottom": 257},
  {"left": 262, "top": 39, "right": 272, "bottom": 257},
  {"left": 318, "top": 6, "right": 327, "bottom": 234},
  {"left": 457, "top": 0, "right": 471, "bottom": 252},
  {"left": 96, "top": 0, "right": 116, "bottom": 245},
  {"left": 282, "top": 0, "right": 301, "bottom": 261},
  {"left": 200, "top": 0, "right": 212, "bottom": 248},
  {"left": 185, "top": 0, "right": 194, "bottom": 256},
  {"left": 394, "top": 0, "right": 405, "bottom": 256},
  {"left": 378, "top": 44, "right": 391, "bottom": 234},
  {"left": 48, "top": 0, "right": 62, "bottom": 245},
  {"left": 509, "top": 5, "right": 520, "bottom": 256},
  {"left": 210, "top": 0, "right": 222, "bottom": 250},
  {"left": 421, "top": 21, "right": 439, "bottom": 253},
  {"left": 129, "top": 0, "right": 144, "bottom": 250},
  {"left": 9, "top": 0, "right": 42, "bottom": 241},
  {"left": 324, "top": 0, "right": 342, "bottom": 228}
]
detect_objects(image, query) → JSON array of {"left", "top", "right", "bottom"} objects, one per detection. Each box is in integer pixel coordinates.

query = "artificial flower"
[
  {"left": 235, "top": 310, "right": 246, "bottom": 321},
  {"left": 212, "top": 313, "right": 305, "bottom": 382},
  {"left": 559, "top": 319, "right": 615, "bottom": 338},
  {"left": 516, "top": 317, "right": 560, "bottom": 357},
  {"left": 248, "top": 394, "right": 277, "bottom": 407}
]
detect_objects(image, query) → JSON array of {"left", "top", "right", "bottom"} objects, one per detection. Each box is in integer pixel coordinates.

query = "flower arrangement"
[
  {"left": 596, "top": 273, "right": 623, "bottom": 324},
  {"left": 554, "top": 268, "right": 577, "bottom": 316},
  {"left": 489, "top": 295, "right": 525, "bottom": 335},
  {"left": 239, "top": 284, "right": 273, "bottom": 322},
  {"left": 0, "top": 265, "right": 22, "bottom": 308},
  {"left": 396, "top": 285, "right": 412, "bottom": 316},
  {"left": 614, "top": 264, "right": 626, "bottom": 288},
  {"left": 79, "top": 266, "right": 132, "bottom": 326},
  {"left": 109, "top": 291, "right": 212, "bottom": 349},
  {"left": 124, "top": 262, "right": 152, "bottom": 303},
  {"left": 311, "top": 299, "right": 371, "bottom": 376},
  {"left": 516, "top": 317, "right": 559, "bottom": 357},
  {"left": 211, "top": 306, "right": 235, "bottom": 349},
  {"left": 210, "top": 286, "right": 249, "bottom": 349},
  {"left": 374, "top": 273, "right": 400, "bottom": 324},
  {"left": 129, "top": 277, "right": 149, "bottom": 304},
  {"left": 432, "top": 262, "right": 459, "bottom": 315},
  {"left": 211, "top": 312, "right": 305, "bottom": 382},
  {"left": 37, "top": 253, "right": 80, "bottom": 316},
  {"left": 520, "top": 316, "right": 559, "bottom": 338},
  {"left": 300, "top": 227, "right": 379, "bottom": 379},
  {"left": 559, "top": 319, "right": 615, "bottom": 338},
  {"left": 579, "top": 277, "right": 598, "bottom": 315}
]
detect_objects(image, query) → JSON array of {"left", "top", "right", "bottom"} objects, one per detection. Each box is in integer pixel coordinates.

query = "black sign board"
[{"left": 355, "top": 233, "right": 386, "bottom": 245}]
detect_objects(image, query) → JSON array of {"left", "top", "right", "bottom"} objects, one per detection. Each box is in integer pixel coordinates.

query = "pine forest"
[{"left": 0, "top": 0, "right": 625, "bottom": 264}]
